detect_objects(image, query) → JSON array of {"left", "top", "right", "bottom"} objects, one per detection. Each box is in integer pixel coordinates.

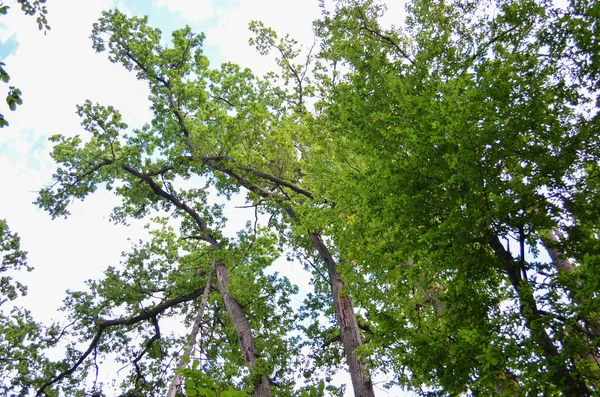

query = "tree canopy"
[{"left": 1, "top": 0, "right": 600, "bottom": 396}]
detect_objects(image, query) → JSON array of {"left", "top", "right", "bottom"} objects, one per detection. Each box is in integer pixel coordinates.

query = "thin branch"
[
  {"left": 121, "top": 164, "right": 220, "bottom": 250},
  {"left": 0, "top": 356, "right": 33, "bottom": 363},
  {"left": 35, "top": 319, "right": 77, "bottom": 347},
  {"left": 145, "top": 164, "right": 175, "bottom": 177},
  {"left": 210, "top": 94, "right": 236, "bottom": 109},
  {"left": 66, "top": 159, "right": 114, "bottom": 186},
  {"left": 128, "top": 316, "right": 162, "bottom": 369},
  {"left": 239, "top": 166, "right": 314, "bottom": 199},
  {"left": 35, "top": 288, "right": 205, "bottom": 396},
  {"left": 246, "top": 204, "right": 260, "bottom": 253},
  {"left": 167, "top": 269, "right": 214, "bottom": 397},
  {"left": 322, "top": 334, "right": 341, "bottom": 348},
  {"left": 355, "top": 8, "right": 415, "bottom": 65},
  {"left": 299, "top": 251, "right": 330, "bottom": 286}
]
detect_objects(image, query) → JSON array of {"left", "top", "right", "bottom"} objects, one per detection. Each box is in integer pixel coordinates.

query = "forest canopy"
[{"left": 1, "top": 0, "right": 600, "bottom": 396}]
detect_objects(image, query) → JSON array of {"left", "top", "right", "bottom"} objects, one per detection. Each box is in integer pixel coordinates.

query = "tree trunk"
[
  {"left": 167, "top": 271, "right": 214, "bottom": 397},
  {"left": 489, "top": 235, "right": 589, "bottom": 396},
  {"left": 309, "top": 232, "right": 375, "bottom": 397},
  {"left": 542, "top": 229, "right": 575, "bottom": 274},
  {"left": 541, "top": 229, "right": 600, "bottom": 381},
  {"left": 215, "top": 260, "right": 272, "bottom": 397},
  {"left": 198, "top": 161, "right": 373, "bottom": 396}
]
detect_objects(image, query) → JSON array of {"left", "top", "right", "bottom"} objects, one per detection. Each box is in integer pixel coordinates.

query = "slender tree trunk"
[
  {"left": 541, "top": 229, "right": 600, "bottom": 380},
  {"left": 167, "top": 271, "right": 214, "bottom": 397},
  {"left": 542, "top": 229, "right": 576, "bottom": 274},
  {"left": 127, "top": 166, "right": 271, "bottom": 397},
  {"left": 309, "top": 232, "right": 375, "bottom": 397},
  {"left": 489, "top": 235, "right": 589, "bottom": 396},
  {"left": 214, "top": 260, "right": 272, "bottom": 397}
]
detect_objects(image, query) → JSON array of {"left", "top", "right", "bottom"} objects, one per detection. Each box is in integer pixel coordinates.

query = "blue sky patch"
[{"left": 0, "top": 33, "right": 18, "bottom": 60}]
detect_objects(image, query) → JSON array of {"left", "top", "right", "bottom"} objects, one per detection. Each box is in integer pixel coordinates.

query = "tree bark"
[
  {"left": 122, "top": 167, "right": 272, "bottom": 397},
  {"left": 309, "top": 232, "right": 375, "bottom": 397},
  {"left": 541, "top": 229, "right": 575, "bottom": 274},
  {"left": 541, "top": 229, "right": 600, "bottom": 380},
  {"left": 201, "top": 161, "right": 375, "bottom": 397},
  {"left": 215, "top": 260, "right": 272, "bottom": 397}
]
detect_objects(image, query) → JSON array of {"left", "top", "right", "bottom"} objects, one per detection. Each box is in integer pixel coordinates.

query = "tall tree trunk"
[
  {"left": 542, "top": 229, "right": 576, "bottom": 274},
  {"left": 489, "top": 235, "right": 589, "bottom": 396},
  {"left": 215, "top": 260, "right": 272, "bottom": 397},
  {"left": 126, "top": 166, "right": 272, "bottom": 397},
  {"left": 309, "top": 232, "right": 375, "bottom": 397},
  {"left": 167, "top": 271, "right": 214, "bottom": 397},
  {"left": 541, "top": 229, "right": 600, "bottom": 380}
]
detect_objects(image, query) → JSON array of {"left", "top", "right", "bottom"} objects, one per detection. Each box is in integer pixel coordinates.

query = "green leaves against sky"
[{"left": 2, "top": 0, "right": 600, "bottom": 396}]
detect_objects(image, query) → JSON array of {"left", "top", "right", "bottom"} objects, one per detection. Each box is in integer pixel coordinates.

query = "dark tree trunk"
[
  {"left": 489, "top": 235, "right": 589, "bottom": 397},
  {"left": 309, "top": 232, "right": 376, "bottom": 397}
]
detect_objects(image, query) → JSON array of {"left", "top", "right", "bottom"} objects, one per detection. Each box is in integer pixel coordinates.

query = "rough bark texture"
[
  {"left": 309, "top": 232, "right": 375, "bottom": 397},
  {"left": 489, "top": 235, "right": 589, "bottom": 397},
  {"left": 200, "top": 161, "right": 374, "bottom": 397},
  {"left": 215, "top": 260, "right": 272, "bottom": 397}
]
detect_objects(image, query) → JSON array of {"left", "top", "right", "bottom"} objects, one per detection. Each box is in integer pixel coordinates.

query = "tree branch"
[
  {"left": 167, "top": 269, "right": 214, "bottom": 397},
  {"left": 355, "top": 8, "right": 415, "bottom": 65},
  {"left": 120, "top": 164, "right": 220, "bottom": 250},
  {"left": 35, "top": 288, "right": 205, "bottom": 396}
]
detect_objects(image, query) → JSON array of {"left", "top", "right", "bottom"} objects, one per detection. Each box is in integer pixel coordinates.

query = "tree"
[
  {"left": 303, "top": 0, "right": 600, "bottom": 394},
  {"left": 33, "top": 6, "right": 377, "bottom": 396},
  {"left": 33, "top": 10, "right": 317, "bottom": 397},
  {"left": 18, "top": 0, "right": 600, "bottom": 396}
]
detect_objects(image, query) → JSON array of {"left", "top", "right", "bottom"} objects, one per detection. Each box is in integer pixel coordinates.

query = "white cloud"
[
  {"left": 205, "top": 0, "right": 322, "bottom": 76},
  {"left": 152, "top": 0, "right": 215, "bottom": 24},
  {"left": 3, "top": 0, "right": 152, "bottom": 134},
  {"left": 0, "top": 0, "right": 154, "bottom": 321}
]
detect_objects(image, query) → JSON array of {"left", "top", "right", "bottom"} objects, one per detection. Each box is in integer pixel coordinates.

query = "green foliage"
[
  {"left": 180, "top": 361, "right": 247, "bottom": 397},
  {"left": 4, "top": 0, "right": 599, "bottom": 396},
  {"left": 29, "top": 9, "right": 313, "bottom": 396},
  {"left": 303, "top": 0, "right": 600, "bottom": 394},
  {"left": 0, "top": 219, "right": 31, "bottom": 304}
]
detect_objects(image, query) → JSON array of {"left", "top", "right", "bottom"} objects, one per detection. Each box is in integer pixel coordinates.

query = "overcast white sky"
[{"left": 0, "top": 1, "right": 412, "bottom": 395}]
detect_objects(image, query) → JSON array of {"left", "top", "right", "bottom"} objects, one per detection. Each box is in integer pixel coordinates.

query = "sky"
[{"left": 0, "top": 1, "right": 412, "bottom": 395}]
